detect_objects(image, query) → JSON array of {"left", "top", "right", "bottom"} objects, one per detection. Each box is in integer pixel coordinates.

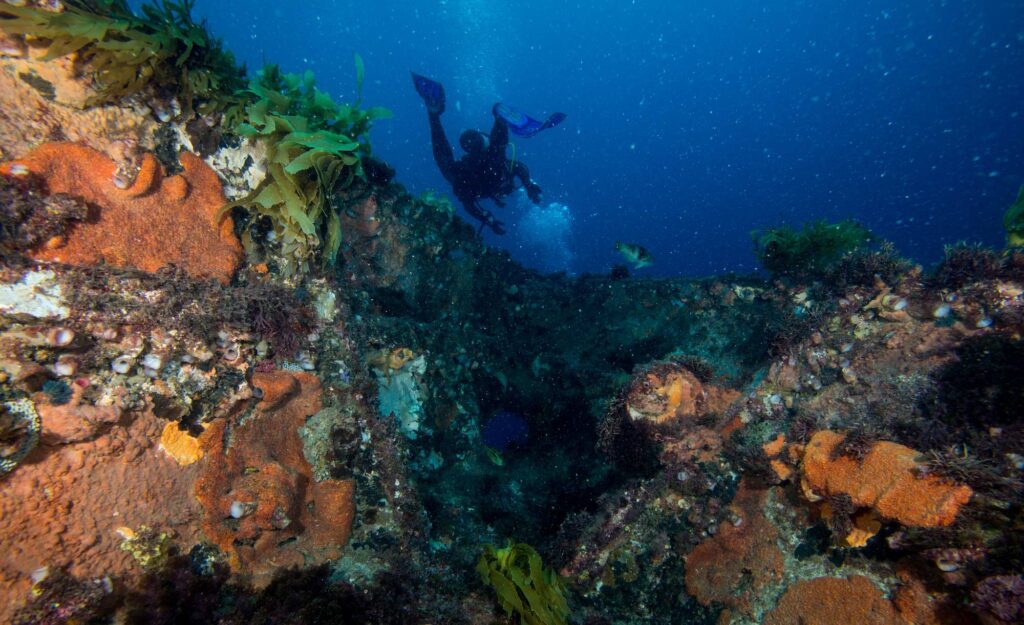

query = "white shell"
[
  {"left": 141, "top": 353, "right": 163, "bottom": 371},
  {"left": 53, "top": 356, "right": 78, "bottom": 377},
  {"left": 936, "top": 560, "right": 959, "bottom": 573},
  {"left": 230, "top": 501, "right": 254, "bottom": 519},
  {"left": 47, "top": 327, "right": 75, "bottom": 347},
  {"left": 223, "top": 343, "right": 241, "bottom": 362},
  {"left": 111, "top": 355, "right": 134, "bottom": 374}
]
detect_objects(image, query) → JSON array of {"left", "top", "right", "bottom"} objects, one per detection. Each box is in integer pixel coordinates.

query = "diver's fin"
[
  {"left": 494, "top": 103, "right": 566, "bottom": 138},
  {"left": 411, "top": 72, "right": 445, "bottom": 114}
]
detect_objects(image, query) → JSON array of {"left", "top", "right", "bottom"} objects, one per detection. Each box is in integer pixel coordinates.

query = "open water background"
[{"left": 150, "top": 0, "right": 1024, "bottom": 276}]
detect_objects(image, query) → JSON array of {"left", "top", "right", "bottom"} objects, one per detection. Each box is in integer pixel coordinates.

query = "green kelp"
[
  {"left": 477, "top": 542, "right": 570, "bottom": 625},
  {"left": 0, "top": 0, "right": 245, "bottom": 112},
  {"left": 1003, "top": 184, "right": 1024, "bottom": 247},
  {"left": 229, "top": 62, "right": 391, "bottom": 275},
  {"left": 753, "top": 219, "right": 872, "bottom": 278}
]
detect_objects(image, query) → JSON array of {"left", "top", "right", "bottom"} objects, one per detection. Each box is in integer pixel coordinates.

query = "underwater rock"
[
  {"left": 684, "top": 480, "right": 784, "bottom": 618},
  {"left": 0, "top": 50, "right": 159, "bottom": 160},
  {"left": 624, "top": 361, "right": 740, "bottom": 428},
  {"left": 800, "top": 430, "right": 973, "bottom": 527},
  {"left": 0, "top": 173, "right": 89, "bottom": 255},
  {"left": 0, "top": 22, "right": 1018, "bottom": 622},
  {"left": 0, "top": 269, "right": 68, "bottom": 320},
  {"left": 196, "top": 135, "right": 268, "bottom": 201},
  {"left": 299, "top": 406, "right": 348, "bottom": 481},
  {"left": 600, "top": 360, "right": 742, "bottom": 471},
  {"left": 971, "top": 574, "right": 1024, "bottom": 625},
  {"left": 37, "top": 383, "right": 122, "bottom": 444},
  {"left": 10, "top": 568, "right": 116, "bottom": 625},
  {"left": 342, "top": 193, "right": 382, "bottom": 242},
  {"left": 251, "top": 369, "right": 301, "bottom": 410},
  {"left": 194, "top": 371, "right": 355, "bottom": 586},
  {"left": 764, "top": 575, "right": 902, "bottom": 625},
  {"left": 0, "top": 404, "right": 204, "bottom": 621},
  {"left": 1, "top": 142, "right": 242, "bottom": 283}
]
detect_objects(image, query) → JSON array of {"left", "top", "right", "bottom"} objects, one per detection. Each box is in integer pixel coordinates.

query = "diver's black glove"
[
  {"left": 483, "top": 212, "right": 506, "bottom": 235},
  {"left": 525, "top": 181, "right": 542, "bottom": 205}
]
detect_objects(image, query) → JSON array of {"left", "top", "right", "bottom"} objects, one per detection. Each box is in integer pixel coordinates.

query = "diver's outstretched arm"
[
  {"left": 461, "top": 198, "right": 488, "bottom": 223},
  {"left": 511, "top": 160, "right": 531, "bottom": 185},
  {"left": 512, "top": 161, "right": 542, "bottom": 204},
  {"left": 428, "top": 112, "right": 456, "bottom": 182},
  {"left": 461, "top": 197, "right": 506, "bottom": 235}
]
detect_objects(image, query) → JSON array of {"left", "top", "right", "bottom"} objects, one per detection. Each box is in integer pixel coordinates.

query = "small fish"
[
  {"left": 484, "top": 445, "right": 505, "bottom": 467},
  {"left": 615, "top": 241, "right": 653, "bottom": 269}
]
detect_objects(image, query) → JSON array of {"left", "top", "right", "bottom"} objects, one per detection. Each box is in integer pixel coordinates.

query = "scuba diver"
[{"left": 412, "top": 73, "right": 566, "bottom": 234}]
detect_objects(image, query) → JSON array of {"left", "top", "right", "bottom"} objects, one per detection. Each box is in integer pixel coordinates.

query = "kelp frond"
[
  {"left": 0, "top": 0, "right": 245, "bottom": 111},
  {"left": 477, "top": 542, "right": 570, "bottom": 625},
  {"left": 228, "top": 62, "right": 391, "bottom": 276},
  {"left": 753, "top": 219, "right": 873, "bottom": 277}
]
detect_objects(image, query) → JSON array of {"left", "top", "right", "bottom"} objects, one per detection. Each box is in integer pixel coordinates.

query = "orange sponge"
[
  {"left": 801, "top": 430, "right": 972, "bottom": 527},
  {"left": 1, "top": 142, "right": 242, "bottom": 283}
]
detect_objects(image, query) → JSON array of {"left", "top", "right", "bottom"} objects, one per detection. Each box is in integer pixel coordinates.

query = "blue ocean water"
[
  {"left": 182, "top": 0, "right": 1021, "bottom": 277},
  {"left": 481, "top": 410, "right": 530, "bottom": 452}
]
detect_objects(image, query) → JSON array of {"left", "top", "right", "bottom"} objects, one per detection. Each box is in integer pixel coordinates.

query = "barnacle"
[{"left": 477, "top": 542, "right": 570, "bottom": 625}]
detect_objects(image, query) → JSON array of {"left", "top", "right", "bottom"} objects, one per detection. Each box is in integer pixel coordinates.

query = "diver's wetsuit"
[{"left": 427, "top": 106, "right": 540, "bottom": 234}]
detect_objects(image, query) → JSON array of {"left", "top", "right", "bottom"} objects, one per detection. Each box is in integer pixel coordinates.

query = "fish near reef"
[
  {"left": 616, "top": 241, "right": 653, "bottom": 269},
  {"left": 484, "top": 445, "right": 505, "bottom": 467}
]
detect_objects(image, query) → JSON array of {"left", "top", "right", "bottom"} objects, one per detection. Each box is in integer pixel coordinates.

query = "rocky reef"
[{"left": 0, "top": 2, "right": 1022, "bottom": 625}]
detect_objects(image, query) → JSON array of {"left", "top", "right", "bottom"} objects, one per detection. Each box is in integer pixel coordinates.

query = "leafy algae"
[
  {"left": 227, "top": 63, "right": 391, "bottom": 275},
  {"left": 0, "top": 0, "right": 245, "bottom": 112},
  {"left": 477, "top": 542, "right": 570, "bottom": 625}
]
